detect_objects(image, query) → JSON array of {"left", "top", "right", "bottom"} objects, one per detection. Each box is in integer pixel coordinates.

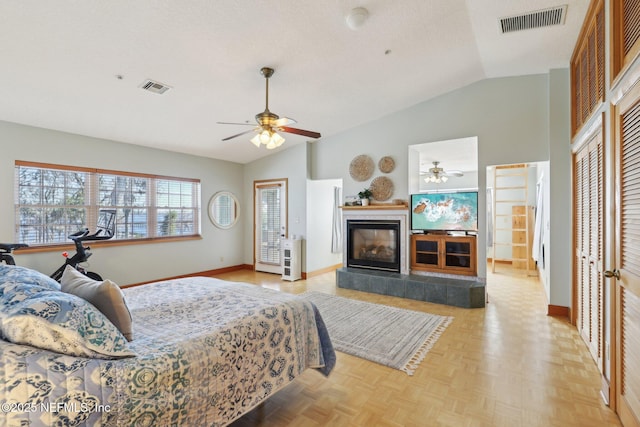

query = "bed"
[{"left": 0, "top": 265, "right": 335, "bottom": 427}]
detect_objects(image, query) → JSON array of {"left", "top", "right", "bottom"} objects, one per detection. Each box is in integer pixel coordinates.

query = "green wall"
[{"left": 0, "top": 120, "right": 244, "bottom": 285}]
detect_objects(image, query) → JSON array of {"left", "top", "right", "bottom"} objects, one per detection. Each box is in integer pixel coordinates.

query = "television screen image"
[{"left": 411, "top": 191, "right": 478, "bottom": 232}]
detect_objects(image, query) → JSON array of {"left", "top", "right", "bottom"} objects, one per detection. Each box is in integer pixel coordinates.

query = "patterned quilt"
[{"left": 0, "top": 276, "right": 335, "bottom": 426}]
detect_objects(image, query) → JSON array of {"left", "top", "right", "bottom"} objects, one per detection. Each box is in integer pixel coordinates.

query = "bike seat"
[{"left": 0, "top": 243, "right": 28, "bottom": 252}]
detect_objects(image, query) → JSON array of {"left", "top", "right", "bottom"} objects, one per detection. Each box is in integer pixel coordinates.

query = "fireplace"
[{"left": 347, "top": 220, "right": 401, "bottom": 273}]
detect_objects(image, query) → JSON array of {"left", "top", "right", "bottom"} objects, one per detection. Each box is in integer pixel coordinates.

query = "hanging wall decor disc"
[
  {"left": 378, "top": 156, "right": 395, "bottom": 173},
  {"left": 370, "top": 176, "right": 394, "bottom": 201},
  {"left": 349, "top": 154, "right": 374, "bottom": 181}
]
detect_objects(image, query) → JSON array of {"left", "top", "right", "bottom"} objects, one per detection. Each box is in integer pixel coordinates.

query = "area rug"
[{"left": 300, "top": 291, "right": 453, "bottom": 375}]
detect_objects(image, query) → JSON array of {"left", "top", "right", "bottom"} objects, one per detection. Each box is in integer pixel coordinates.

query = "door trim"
[{"left": 253, "top": 178, "right": 288, "bottom": 273}]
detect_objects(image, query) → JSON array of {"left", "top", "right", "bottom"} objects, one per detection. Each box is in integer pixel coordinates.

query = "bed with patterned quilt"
[{"left": 0, "top": 264, "right": 335, "bottom": 427}]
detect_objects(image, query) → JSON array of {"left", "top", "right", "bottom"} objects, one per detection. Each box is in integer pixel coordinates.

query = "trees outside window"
[{"left": 15, "top": 161, "right": 200, "bottom": 245}]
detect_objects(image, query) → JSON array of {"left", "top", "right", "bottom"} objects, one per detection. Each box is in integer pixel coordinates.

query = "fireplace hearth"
[{"left": 338, "top": 205, "right": 484, "bottom": 308}]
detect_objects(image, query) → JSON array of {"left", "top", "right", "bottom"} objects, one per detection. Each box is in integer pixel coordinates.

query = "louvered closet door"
[
  {"left": 575, "top": 145, "right": 587, "bottom": 339},
  {"left": 614, "top": 84, "right": 640, "bottom": 427},
  {"left": 574, "top": 128, "right": 604, "bottom": 371},
  {"left": 588, "top": 133, "right": 604, "bottom": 369}
]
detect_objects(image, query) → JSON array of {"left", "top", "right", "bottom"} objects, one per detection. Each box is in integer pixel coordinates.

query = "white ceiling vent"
[
  {"left": 139, "top": 79, "right": 171, "bottom": 94},
  {"left": 500, "top": 5, "right": 567, "bottom": 34}
]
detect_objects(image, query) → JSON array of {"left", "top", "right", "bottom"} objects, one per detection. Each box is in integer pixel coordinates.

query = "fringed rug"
[{"left": 300, "top": 292, "right": 453, "bottom": 375}]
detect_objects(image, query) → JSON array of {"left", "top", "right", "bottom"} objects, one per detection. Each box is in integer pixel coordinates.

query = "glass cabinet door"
[
  {"left": 414, "top": 239, "right": 439, "bottom": 266},
  {"left": 445, "top": 241, "right": 471, "bottom": 268}
]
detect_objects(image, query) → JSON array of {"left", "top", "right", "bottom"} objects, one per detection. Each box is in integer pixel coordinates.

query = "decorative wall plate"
[
  {"left": 349, "top": 154, "right": 374, "bottom": 181},
  {"left": 378, "top": 156, "right": 395, "bottom": 173},
  {"left": 370, "top": 176, "right": 394, "bottom": 201}
]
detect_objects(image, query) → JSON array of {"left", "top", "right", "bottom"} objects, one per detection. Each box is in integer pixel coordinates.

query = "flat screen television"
[{"left": 410, "top": 191, "right": 478, "bottom": 232}]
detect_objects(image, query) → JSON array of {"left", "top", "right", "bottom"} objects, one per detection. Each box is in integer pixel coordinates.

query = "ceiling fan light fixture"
[
  {"left": 219, "top": 66, "right": 321, "bottom": 147},
  {"left": 259, "top": 129, "right": 271, "bottom": 144},
  {"left": 272, "top": 132, "right": 285, "bottom": 147},
  {"left": 252, "top": 130, "right": 286, "bottom": 150},
  {"left": 250, "top": 134, "right": 262, "bottom": 147},
  {"left": 265, "top": 132, "right": 285, "bottom": 150},
  {"left": 424, "top": 161, "right": 450, "bottom": 184}
]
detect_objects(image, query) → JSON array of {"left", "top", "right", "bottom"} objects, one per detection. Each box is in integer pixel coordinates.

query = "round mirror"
[{"left": 208, "top": 191, "right": 239, "bottom": 229}]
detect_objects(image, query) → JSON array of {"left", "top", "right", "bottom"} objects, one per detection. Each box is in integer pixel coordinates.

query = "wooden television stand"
[{"left": 410, "top": 232, "right": 477, "bottom": 276}]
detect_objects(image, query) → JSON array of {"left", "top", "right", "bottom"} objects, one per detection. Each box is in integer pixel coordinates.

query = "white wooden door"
[
  {"left": 254, "top": 180, "right": 287, "bottom": 274},
  {"left": 613, "top": 82, "right": 640, "bottom": 427},
  {"left": 574, "top": 127, "right": 604, "bottom": 371}
]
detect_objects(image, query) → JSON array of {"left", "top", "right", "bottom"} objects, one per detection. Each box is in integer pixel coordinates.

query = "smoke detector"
[{"left": 346, "top": 7, "right": 369, "bottom": 30}]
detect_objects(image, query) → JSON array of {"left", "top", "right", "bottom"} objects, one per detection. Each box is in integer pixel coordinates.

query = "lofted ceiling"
[{"left": 0, "top": 1, "right": 588, "bottom": 164}]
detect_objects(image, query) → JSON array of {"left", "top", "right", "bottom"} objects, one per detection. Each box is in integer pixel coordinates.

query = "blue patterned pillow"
[
  {"left": 0, "top": 288, "right": 135, "bottom": 359},
  {"left": 0, "top": 264, "right": 61, "bottom": 293},
  {"left": 0, "top": 282, "right": 53, "bottom": 307}
]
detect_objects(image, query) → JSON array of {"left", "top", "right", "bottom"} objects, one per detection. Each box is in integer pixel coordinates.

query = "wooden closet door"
[
  {"left": 613, "top": 83, "right": 640, "bottom": 427},
  {"left": 575, "top": 138, "right": 589, "bottom": 345},
  {"left": 574, "top": 128, "right": 604, "bottom": 371}
]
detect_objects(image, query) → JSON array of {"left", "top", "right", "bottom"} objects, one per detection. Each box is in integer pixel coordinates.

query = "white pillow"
[{"left": 60, "top": 265, "right": 133, "bottom": 341}]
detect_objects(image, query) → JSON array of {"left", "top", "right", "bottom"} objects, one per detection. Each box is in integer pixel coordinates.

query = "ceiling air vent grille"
[
  {"left": 139, "top": 79, "right": 171, "bottom": 94},
  {"left": 500, "top": 5, "right": 567, "bottom": 34}
]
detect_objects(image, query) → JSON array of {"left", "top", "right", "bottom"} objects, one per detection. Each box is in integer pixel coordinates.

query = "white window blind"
[
  {"left": 15, "top": 161, "right": 201, "bottom": 245},
  {"left": 258, "top": 185, "right": 281, "bottom": 265}
]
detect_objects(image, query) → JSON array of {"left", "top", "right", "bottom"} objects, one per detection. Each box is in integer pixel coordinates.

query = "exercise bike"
[
  {"left": 50, "top": 227, "right": 114, "bottom": 282},
  {"left": 0, "top": 243, "right": 28, "bottom": 265}
]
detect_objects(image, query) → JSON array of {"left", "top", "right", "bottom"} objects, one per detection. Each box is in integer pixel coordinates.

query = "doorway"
[
  {"left": 486, "top": 162, "right": 545, "bottom": 282},
  {"left": 254, "top": 179, "right": 288, "bottom": 274}
]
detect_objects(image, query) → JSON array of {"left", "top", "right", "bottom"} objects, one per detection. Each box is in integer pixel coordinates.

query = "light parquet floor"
[{"left": 215, "top": 266, "right": 621, "bottom": 427}]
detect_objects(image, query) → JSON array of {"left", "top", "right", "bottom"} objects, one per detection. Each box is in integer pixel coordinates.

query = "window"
[
  {"left": 254, "top": 179, "right": 287, "bottom": 275},
  {"left": 258, "top": 185, "right": 282, "bottom": 265},
  {"left": 15, "top": 161, "right": 201, "bottom": 246}
]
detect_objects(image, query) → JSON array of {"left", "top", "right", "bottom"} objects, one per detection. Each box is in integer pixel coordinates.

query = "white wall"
[
  {"left": 1, "top": 71, "right": 573, "bottom": 309},
  {"left": 547, "top": 68, "right": 572, "bottom": 308},
  {"left": 300, "top": 72, "right": 571, "bottom": 307},
  {"left": 536, "top": 161, "right": 551, "bottom": 300},
  {"left": 309, "top": 74, "right": 556, "bottom": 282},
  {"left": 0, "top": 120, "right": 244, "bottom": 286},
  {"left": 408, "top": 137, "right": 479, "bottom": 194},
  {"left": 306, "top": 179, "right": 343, "bottom": 273},
  {"left": 242, "top": 143, "right": 308, "bottom": 268}
]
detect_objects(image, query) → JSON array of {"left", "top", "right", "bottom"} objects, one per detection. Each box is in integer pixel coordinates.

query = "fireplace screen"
[{"left": 347, "top": 220, "right": 400, "bottom": 272}]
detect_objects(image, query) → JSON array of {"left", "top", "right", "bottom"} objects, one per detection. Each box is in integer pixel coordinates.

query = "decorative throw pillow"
[
  {"left": 60, "top": 265, "right": 133, "bottom": 341},
  {"left": 1, "top": 288, "right": 134, "bottom": 359},
  {"left": 0, "top": 264, "right": 61, "bottom": 293},
  {"left": 0, "top": 282, "right": 53, "bottom": 307}
]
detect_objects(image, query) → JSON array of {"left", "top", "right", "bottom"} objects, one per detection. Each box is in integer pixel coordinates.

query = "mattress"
[{"left": 0, "top": 276, "right": 335, "bottom": 426}]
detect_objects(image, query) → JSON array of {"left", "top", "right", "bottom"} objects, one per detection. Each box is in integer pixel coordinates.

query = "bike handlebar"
[{"left": 69, "top": 228, "right": 114, "bottom": 242}]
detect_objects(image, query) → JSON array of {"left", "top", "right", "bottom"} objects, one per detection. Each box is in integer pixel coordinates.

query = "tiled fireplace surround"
[{"left": 338, "top": 206, "right": 485, "bottom": 308}]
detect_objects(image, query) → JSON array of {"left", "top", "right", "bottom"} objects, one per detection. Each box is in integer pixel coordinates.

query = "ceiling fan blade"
[
  {"left": 280, "top": 127, "right": 321, "bottom": 139},
  {"left": 222, "top": 128, "right": 256, "bottom": 141},
  {"left": 217, "top": 121, "right": 255, "bottom": 126},
  {"left": 273, "top": 117, "right": 297, "bottom": 127},
  {"left": 445, "top": 170, "right": 464, "bottom": 177}
]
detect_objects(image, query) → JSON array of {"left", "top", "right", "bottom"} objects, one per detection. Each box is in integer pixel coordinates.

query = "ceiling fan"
[
  {"left": 420, "top": 161, "right": 464, "bottom": 183},
  {"left": 217, "top": 67, "right": 321, "bottom": 149}
]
